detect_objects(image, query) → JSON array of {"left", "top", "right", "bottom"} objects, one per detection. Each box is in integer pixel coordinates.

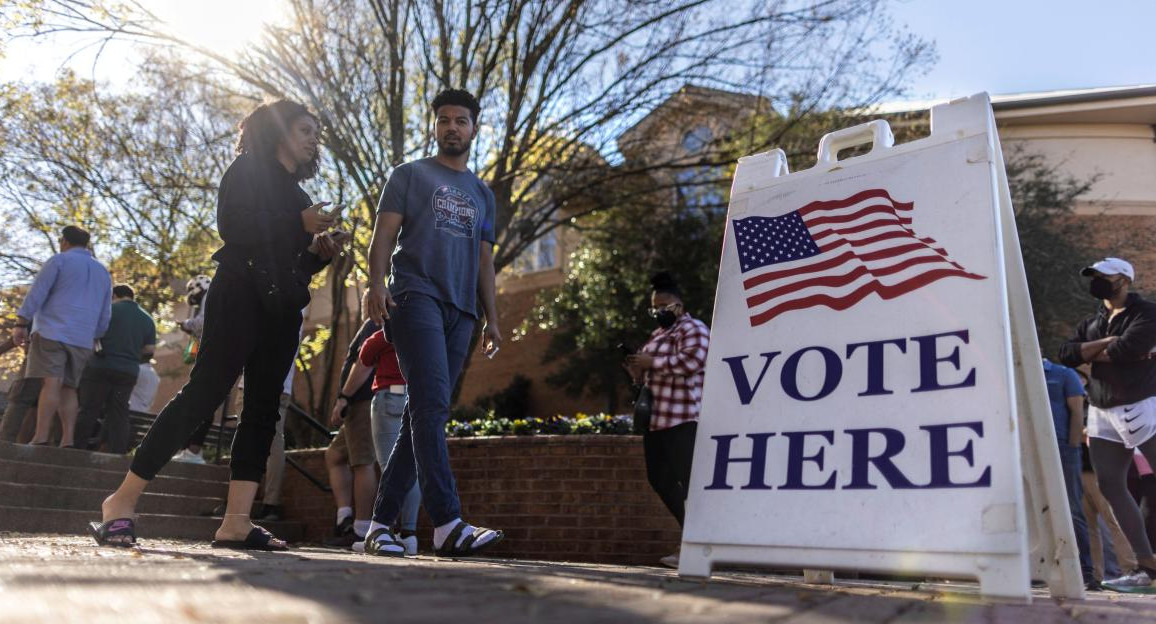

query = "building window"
[
  {"left": 682, "top": 125, "right": 713, "bottom": 153},
  {"left": 676, "top": 125, "right": 724, "bottom": 211},
  {"left": 513, "top": 230, "right": 558, "bottom": 274}
]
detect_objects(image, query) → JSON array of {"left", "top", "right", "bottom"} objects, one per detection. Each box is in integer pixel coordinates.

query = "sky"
[
  {"left": 1, "top": 0, "right": 1154, "bottom": 102},
  {"left": 889, "top": 0, "right": 1156, "bottom": 99}
]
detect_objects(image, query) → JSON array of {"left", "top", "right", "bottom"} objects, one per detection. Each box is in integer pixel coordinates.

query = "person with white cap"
[{"left": 1060, "top": 257, "right": 1156, "bottom": 588}]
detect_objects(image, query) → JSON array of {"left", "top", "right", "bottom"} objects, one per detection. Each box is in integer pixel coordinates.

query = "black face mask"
[
  {"left": 1089, "top": 276, "right": 1119, "bottom": 300},
  {"left": 656, "top": 310, "right": 678, "bottom": 329}
]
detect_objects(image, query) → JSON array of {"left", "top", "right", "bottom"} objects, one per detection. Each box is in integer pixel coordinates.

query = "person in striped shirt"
[{"left": 625, "top": 272, "right": 710, "bottom": 568}]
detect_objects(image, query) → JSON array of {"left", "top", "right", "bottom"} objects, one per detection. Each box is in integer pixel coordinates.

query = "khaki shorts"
[
  {"left": 327, "top": 399, "right": 376, "bottom": 467},
  {"left": 25, "top": 333, "right": 93, "bottom": 388}
]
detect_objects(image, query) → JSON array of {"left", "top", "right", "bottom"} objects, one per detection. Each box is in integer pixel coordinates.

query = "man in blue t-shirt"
[
  {"left": 1043, "top": 357, "right": 1097, "bottom": 589},
  {"left": 364, "top": 89, "right": 503, "bottom": 558}
]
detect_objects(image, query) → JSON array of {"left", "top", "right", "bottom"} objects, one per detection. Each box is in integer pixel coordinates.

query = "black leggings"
[
  {"left": 186, "top": 416, "right": 213, "bottom": 449},
  {"left": 1090, "top": 435, "right": 1156, "bottom": 562},
  {"left": 643, "top": 421, "right": 698, "bottom": 527},
  {"left": 130, "top": 270, "right": 301, "bottom": 482}
]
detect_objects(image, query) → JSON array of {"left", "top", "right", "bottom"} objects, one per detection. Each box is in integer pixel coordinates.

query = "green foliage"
[
  {"left": 0, "top": 64, "right": 242, "bottom": 315},
  {"left": 1005, "top": 148, "right": 1106, "bottom": 355},
  {"left": 519, "top": 201, "right": 726, "bottom": 411},
  {"left": 472, "top": 374, "right": 532, "bottom": 420},
  {"left": 445, "top": 413, "right": 632, "bottom": 438}
]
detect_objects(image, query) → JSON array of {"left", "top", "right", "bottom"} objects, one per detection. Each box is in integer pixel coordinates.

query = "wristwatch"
[{"left": 338, "top": 393, "right": 353, "bottom": 402}]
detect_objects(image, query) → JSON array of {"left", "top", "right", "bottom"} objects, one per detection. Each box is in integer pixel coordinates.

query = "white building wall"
[{"left": 999, "top": 123, "right": 1156, "bottom": 214}]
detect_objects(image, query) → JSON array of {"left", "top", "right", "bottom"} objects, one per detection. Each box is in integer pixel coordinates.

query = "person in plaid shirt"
[{"left": 625, "top": 272, "right": 710, "bottom": 568}]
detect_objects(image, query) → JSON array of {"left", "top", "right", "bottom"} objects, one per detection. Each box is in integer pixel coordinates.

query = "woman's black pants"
[
  {"left": 130, "top": 270, "right": 301, "bottom": 483},
  {"left": 643, "top": 421, "right": 698, "bottom": 528}
]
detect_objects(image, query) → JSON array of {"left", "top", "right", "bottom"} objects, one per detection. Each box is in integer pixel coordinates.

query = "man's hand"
[
  {"left": 12, "top": 326, "right": 28, "bottom": 348},
  {"left": 301, "top": 202, "right": 335, "bottom": 234},
  {"left": 329, "top": 397, "right": 347, "bottom": 428},
  {"left": 1080, "top": 335, "right": 1118, "bottom": 363},
  {"left": 367, "top": 282, "right": 396, "bottom": 323},
  {"left": 481, "top": 323, "right": 502, "bottom": 358},
  {"left": 625, "top": 353, "right": 655, "bottom": 371}
]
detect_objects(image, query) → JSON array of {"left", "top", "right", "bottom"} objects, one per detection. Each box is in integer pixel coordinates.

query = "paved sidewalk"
[{"left": 0, "top": 533, "right": 1153, "bottom": 623}]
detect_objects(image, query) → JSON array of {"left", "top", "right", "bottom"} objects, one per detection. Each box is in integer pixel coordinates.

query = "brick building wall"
[
  {"left": 280, "top": 435, "right": 682, "bottom": 565},
  {"left": 457, "top": 286, "right": 614, "bottom": 418}
]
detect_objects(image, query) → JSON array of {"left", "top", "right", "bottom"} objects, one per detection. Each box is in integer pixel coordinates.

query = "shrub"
[{"left": 444, "top": 412, "right": 633, "bottom": 437}]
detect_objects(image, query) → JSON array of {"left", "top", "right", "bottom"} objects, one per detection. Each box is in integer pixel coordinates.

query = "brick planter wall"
[{"left": 281, "top": 435, "right": 682, "bottom": 565}]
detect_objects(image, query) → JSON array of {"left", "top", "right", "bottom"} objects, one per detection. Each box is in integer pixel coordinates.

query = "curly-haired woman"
[{"left": 90, "top": 100, "right": 348, "bottom": 550}]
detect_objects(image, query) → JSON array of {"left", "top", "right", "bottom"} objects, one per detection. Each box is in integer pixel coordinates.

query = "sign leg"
[{"left": 677, "top": 542, "right": 713, "bottom": 579}]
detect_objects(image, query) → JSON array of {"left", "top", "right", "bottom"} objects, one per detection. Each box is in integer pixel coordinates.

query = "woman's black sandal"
[
  {"left": 89, "top": 518, "right": 137, "bottom": 547},
  {"left": 210, "top": 526, "right": 289, "bottom": 551}
]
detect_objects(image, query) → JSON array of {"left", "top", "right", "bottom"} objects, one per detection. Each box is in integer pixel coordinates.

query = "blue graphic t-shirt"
[{"left": 377, "top": 158, "right": 496, "bottom": 316}]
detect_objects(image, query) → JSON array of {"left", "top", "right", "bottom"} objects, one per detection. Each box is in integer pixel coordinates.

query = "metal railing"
[{"left": 132, "top": 395, "right": 335, "bottom": 493}]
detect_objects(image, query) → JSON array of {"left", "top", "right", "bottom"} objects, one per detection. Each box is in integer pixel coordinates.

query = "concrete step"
[
  {"left": 0, "top": 481, "right": 222, "bottom": 517},
  {"left": 0, "top": 458, "right": 228, "bottom": 499},
  {"left": 0, "top": 440, "right": 229, "bottom": 481},
  {"left": 0, "top": 505, "right": 304, "bottom": 543}
]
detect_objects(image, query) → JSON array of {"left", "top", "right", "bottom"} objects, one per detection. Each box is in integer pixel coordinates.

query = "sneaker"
[
  {"left": 172, "top": 449, "right": 206, "bottom": 464},
  {"left": 660, "top": 551, "right": 680, "bottom": 569},
  {"left": 1085, "top": 579, "right": 1103, "bottom": 592},
  {"left": 1104, "top": 569, "right": 1153, "bottom": 588},
  {"left": 323, "top": 518, "right": 357, "bottom": 549}
]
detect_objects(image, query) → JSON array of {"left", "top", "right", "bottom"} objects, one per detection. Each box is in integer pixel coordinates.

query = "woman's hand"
[
  {"left": 301, "top": 202, "right": 335, "bottom": 234},
  {"left": 625, "top": 353, "right": 654, "bottom": 371},
  {"left": 308, "top": 229, "right": 351, "bottom": 260}
]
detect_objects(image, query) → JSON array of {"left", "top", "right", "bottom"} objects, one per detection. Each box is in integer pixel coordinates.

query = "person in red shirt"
[{"left": 358, "top": 325, "right": 421, "bottom": 555}]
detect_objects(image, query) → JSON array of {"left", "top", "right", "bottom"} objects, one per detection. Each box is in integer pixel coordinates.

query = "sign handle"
[{"left": 816, "top": 120, "right": 895, "bottom": 164}]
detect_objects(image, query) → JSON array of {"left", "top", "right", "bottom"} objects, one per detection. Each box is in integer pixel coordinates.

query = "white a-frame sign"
[{"left": 679, "top": 93, "right": 1084, "bottom": 602}]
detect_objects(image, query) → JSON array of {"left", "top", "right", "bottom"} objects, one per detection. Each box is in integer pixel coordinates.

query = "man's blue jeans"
[
  {"left": 371, "top": 292, "right": 473, "bottom": 527},
  {"left": 1059, "top": 444, "right": 1095, "bottom": 583}
]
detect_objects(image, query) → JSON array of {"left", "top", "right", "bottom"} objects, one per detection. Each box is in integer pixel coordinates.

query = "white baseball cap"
[{"left": 1081, "top": 257, "right": 1134, "bottom": 281}]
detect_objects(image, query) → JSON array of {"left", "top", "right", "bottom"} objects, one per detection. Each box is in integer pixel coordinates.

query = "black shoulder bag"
[{"left": 632, "top": 384, "right": 653, "bottom": 435}]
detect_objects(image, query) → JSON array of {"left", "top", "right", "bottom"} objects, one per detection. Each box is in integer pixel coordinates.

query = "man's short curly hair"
[
  {"left": 236, "top": 99, "right": 320, "bottom": 181},
  {"left": 431, "top": 89, "right": 481, "bottom": 124}
]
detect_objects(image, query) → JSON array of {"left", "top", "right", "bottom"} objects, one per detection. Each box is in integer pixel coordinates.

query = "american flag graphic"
[{"left": 733, "top": 188, "right": 985, "bottom": 326}]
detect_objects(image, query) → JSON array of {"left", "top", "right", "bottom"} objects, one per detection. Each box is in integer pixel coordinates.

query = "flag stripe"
[
  {"left": 745, "top": 253, "right": 981, "bottom": 308},
  {"left": 818, "top": 234, "right": 957, "bottom": 265},
  {"left": 804, "top": 205, "right": 912, "bottom": 228},
  {"left": 742, "top": 250, "right": 859, "bottom": 289},
  {"left": 797, "top": 189, "right": 914, "bottom": 215},
  {"left": 748, "top": 268, "right": 985, "bottom": 326},
  {"left": 810, "top": 216, "right": 915, "bottom": 239}
]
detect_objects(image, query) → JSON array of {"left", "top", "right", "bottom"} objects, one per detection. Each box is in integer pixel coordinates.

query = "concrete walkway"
[{"left": 0, "top": 533, "right": 1153, "bottom": 623}]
